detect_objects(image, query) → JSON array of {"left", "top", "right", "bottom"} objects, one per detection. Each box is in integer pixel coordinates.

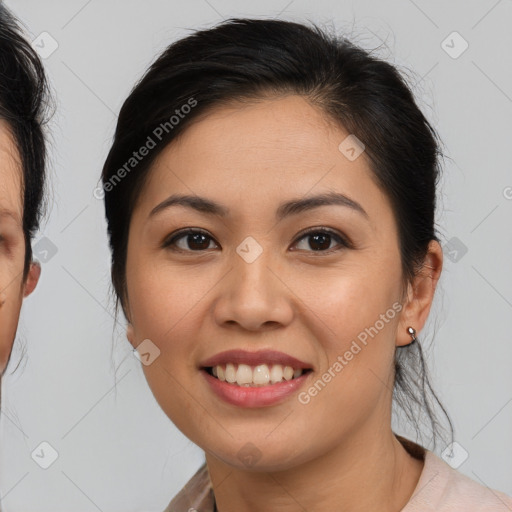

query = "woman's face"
[
  {"left": 125, "top": 95, "right": 439, "bottom": 470},
  {"left": 0, "top": 120, "right": 39, "bottom": 374}
]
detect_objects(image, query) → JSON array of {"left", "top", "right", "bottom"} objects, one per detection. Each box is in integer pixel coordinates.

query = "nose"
[{"left": 212, "top": 245, "right": 294, "bottom": 332}]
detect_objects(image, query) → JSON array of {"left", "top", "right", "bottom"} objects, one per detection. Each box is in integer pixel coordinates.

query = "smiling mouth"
[{"left": 203, "top": 363, "right": 313, "bottom": 387}]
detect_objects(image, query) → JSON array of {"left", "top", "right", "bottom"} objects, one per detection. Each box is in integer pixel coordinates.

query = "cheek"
[
  {"left": 0, "top": 292, "right": 23, "bottom": 373},
  {"left": 125, "top": 259, "right": 213, "bottom": 397},
  {"left": 127, "top": 260, "right": 208, "bottom": 338},
  {"left": 0, "top": 254, "right": 25, "bottom": 370},
  {"left": 126, "top": 262, "right": 210, "bottom": 437},
  {"left": 296, "top": 261, "right": 400, "bottom": 344},
  {"left": 294, "top": 264, "right": 400, "bottom": 409}
]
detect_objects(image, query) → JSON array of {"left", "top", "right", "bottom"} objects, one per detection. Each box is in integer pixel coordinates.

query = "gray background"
[{"left": 1, "top": 0, "right": 511, "bottom": 510}]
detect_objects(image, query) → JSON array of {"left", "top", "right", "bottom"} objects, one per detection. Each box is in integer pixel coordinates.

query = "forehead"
[
  {"left": 142, "top": 95, "right": 392, "bottom": 225},
  {"left": 148, "top": 96, "right": 357, "bottom": 191},
  {"left": 176, "top": 95, "right": 338, "bottom": 159},
  {"left": 0, "top": 119, "right": 23, "bottom": 224}
]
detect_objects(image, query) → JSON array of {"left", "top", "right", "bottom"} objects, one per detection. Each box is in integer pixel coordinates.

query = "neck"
[{"left": 205, "top": 422, "right": 424, "bottom": 512}]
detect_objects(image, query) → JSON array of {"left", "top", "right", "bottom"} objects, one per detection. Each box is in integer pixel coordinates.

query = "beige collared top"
[{"left": 164, "top": 435, "right": 512, "bottom": 511}]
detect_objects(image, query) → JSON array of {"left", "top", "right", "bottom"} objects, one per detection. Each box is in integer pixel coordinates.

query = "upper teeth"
[{"left": 211, "top": 363, "right": 304, "bottom": 387}]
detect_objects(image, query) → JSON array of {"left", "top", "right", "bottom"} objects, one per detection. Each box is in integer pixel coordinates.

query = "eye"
[
  {"left": 163, "top": 227, "right": 351, "bottom": 254},
  {"left": 292, "top": 227, "right": 350, "bottom": 254},
  {"left": 163, "top": 228, "right": 218, "bottom": 252}
]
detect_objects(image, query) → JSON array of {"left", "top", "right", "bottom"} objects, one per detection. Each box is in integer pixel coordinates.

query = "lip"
[
  {"left": 199, "top": 349, "right": 313, "bottom": 370},
  {"left": 201, "top": 369, "right": 312, "bottom": 408}
]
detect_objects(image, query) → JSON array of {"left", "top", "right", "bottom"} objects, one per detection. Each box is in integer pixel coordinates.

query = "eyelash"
[{"left": 162, "top": 227, "right": 352, "bottom": 255}]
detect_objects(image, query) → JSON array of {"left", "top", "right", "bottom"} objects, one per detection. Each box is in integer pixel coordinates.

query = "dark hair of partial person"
[
  {"left": 101, "top": 17, "right": 454, "bottom": 450},
  {"left": 0, "top": 3, "right": 51, "bottom": 278}
]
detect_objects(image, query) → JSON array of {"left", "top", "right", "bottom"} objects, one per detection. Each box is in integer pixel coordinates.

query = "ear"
[
  {"left": 396, "top": 240, "right": 443, "bottom": 347},
  {"left": 23, "top": 261, "right": 41, "bottom": 297},
  {"left": 126, "top": 322, "right": 136, "bottom": 348},
  {"left": 123, "top": 298, "right": 137, "bottom": 348}
]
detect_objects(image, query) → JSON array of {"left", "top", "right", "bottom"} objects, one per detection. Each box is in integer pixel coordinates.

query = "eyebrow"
[{"left": 149, "top": 191, "right": 369, "bottom": 221}]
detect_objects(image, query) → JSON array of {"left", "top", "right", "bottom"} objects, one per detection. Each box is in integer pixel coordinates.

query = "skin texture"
[
  {"left": 124, "top": 95, "right": 443, "bottom": 512},
  {"left": 0, "top": 119, "right": 40, "bottom": 376}
]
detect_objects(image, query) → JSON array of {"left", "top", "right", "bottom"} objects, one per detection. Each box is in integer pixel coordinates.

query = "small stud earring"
[{"left": 407, "top": 326, "right": 417, "bottom": 344}]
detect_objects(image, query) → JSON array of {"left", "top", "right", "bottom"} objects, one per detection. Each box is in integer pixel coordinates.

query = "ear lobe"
[
  {"left": 396, "top": 240, "right": 443, "bottom": 347},
  {"left": 23, "top": 261, "right": 41, "bottom": 297}
]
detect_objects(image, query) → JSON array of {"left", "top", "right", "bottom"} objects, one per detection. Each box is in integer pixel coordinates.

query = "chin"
[{"left": 201, "top": 431, "right": 311, "bottom": 472}]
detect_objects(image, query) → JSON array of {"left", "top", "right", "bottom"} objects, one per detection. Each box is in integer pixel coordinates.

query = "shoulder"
[
  {"left": 403, "top": 448, "right": 512, "bottom": 512},
  {"left": 163, "top": 462, "right": 215, "bottom": 512}
]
